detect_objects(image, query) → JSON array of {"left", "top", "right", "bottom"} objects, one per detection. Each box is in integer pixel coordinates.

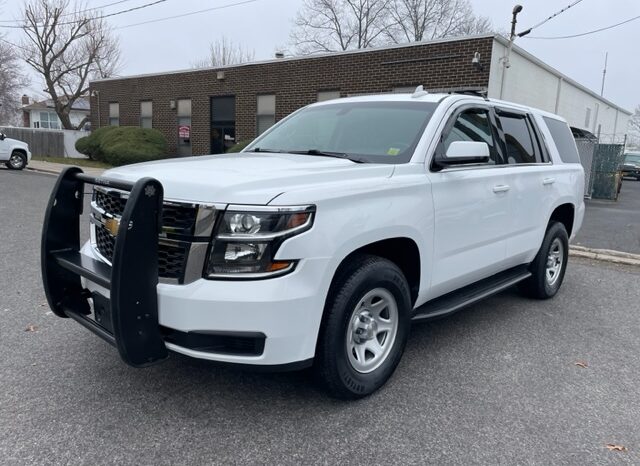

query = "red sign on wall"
[{"left": 178, "top": 125, "right": 190, "bottom": 139}]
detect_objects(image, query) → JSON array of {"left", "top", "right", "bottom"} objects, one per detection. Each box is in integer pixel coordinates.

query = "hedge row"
[{"left": 75, "top": 126, "right": 169, "bottom": 166}]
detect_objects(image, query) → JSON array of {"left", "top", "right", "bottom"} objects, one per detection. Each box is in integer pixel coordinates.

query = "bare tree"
[
  {"left": 290, "top": 0, "right": 391, "bottom": 54},
  {"left": 0, "top": 34, "right": 30, "bottom": 126},
  {"left": 627, "top": 105, "right": 640, "bottom": 149},
  {"left": 192, "top": 37, "right": 255, "bottom": 68},
  {"left": 20, "top": 0, "right": 121, "bottom": 130},
  {"left": 385, "top": 0, "right": 492, "bottom": 43}
]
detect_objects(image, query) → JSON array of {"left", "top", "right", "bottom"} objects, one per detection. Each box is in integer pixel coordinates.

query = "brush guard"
[{"left": 41, "top": 167, "right": 168, "bottom": 367}]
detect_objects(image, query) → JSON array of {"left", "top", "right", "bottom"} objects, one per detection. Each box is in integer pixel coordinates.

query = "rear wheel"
[
  {"left": 315, "top": 255, "right": 411, "bottom": 399},
  {"left": 520, "top": 221, "right": 569, "bottom": 299},
  {"left": 6, "top": 151, "right": 26, "bottom": 170}
]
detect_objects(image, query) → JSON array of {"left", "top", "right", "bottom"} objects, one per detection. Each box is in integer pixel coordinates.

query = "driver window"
[{"left": 442, "top": 109, "right": 500, "bottom": 164}]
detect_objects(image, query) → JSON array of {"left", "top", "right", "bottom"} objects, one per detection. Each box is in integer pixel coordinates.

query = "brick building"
[{"left": 89, "top": 34, "right": 629, "bottom": 156}]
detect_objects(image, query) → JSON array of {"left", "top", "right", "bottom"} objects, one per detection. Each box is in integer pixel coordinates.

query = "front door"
[
  {"left": 428, "top": 106, "right": 511, "bottom": 297},
  {"left": 210, "top": 96, "right": 236, "bottom": 154},
  {"left": 0, "top": 135, "right": 9, "bottom": 161}
]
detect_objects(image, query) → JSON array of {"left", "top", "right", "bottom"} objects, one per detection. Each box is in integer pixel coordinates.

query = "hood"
[
  {"left": 103, "top": 153, "right": 395, "bottom": 205},
  {"left": 5, "top": 137, "right": 28, "bottom": 148}
]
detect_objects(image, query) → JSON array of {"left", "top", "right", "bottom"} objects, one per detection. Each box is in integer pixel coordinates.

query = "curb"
[
  {"left": 570, "top": 246, "right": 640, "bottom": 267},
  {"left": 26, "top": 167, "right": 59, "bottom": 176}
]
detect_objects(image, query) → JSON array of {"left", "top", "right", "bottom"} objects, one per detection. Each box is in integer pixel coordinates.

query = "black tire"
[
  {"left": 315, "top": 254, "right": 412, "bottom": 399},
  {"left": 6, "top": 151, "right": 26, "bottom": 170},
  {"left": 520, "top": 221, "right": 569, "bottom": 299}
]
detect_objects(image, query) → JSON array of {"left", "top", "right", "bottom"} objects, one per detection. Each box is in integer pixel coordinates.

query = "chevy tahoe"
[{"left": 41, "top": 90, "right": 585, "bottom": 398}]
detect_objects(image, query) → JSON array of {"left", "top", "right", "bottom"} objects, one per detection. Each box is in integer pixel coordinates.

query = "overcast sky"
[{"left": 2, "top": 0, "right": 639, "bottom": 111}]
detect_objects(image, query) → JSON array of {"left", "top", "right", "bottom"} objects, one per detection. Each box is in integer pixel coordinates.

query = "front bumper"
[
  {"left": 42, "top": 168, "right": 328, "bottom": 369},
  {"left": 622, "top": 167, "right": 640, "bottom": 178},
  {"left": 81, "top": 242, "right": 328, "bottom": 367}
]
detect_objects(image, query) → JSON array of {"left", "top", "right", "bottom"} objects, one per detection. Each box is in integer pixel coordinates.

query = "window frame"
[
  {"left": 256, "top": 93, "right": 276, "bottom": 136},
  {"left": 108, "top": 102, "right": 120, "bottom": 127},
  {"left": 430, "top": 104, "right": 505, "bottom": 172},
  {"left": 494, "top": 107, "right": 551, "bottom": 166},
  {"left": 140, "top": 100, "right": 153, "bottom": 129}
]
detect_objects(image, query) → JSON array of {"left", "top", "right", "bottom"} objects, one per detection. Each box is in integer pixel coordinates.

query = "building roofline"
[
  {"left": 494, "top": 35, "right": 632, "bottom": 116},
  {"left": 91, "top": 33, "right": 495, "bottom": 84}
]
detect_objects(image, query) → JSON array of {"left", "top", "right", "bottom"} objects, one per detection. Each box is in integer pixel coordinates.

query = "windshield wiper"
[
  {"left": 289, "top": 149, "right": 366, "bottom": 163},
  {"left": 248, "top": 147, "right": 283, "bottom": 153}
]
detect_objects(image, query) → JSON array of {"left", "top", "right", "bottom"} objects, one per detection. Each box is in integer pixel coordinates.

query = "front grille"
[
  {"left": 94, "top": 226, "right": 189, "bottom": 280},
  {"left": 95, "top": 190, "right": 198, "bottom": 234},
  {"left": 92, "top": 187, "right": 215, "bottom": 283}
]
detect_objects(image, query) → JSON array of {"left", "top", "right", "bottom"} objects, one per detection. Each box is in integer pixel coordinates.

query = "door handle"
[
  {"left": 492, "top": 185, "right": 510, "bottom": 193},
  {"left": 543, "top": 177, "right": 556, "bottom": 185}
]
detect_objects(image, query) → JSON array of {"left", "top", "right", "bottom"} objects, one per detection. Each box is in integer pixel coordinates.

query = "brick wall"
[{"left": 90, "top": 36, "right": 494, "bottom": 156}]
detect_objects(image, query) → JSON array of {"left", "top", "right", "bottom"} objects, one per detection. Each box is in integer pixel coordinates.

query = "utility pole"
[
  {"left": 500, "top": 5, "right": 524, "bottom": 99},
  {"left": 600, "top": 52, "right": 608, "bottom": 97}
]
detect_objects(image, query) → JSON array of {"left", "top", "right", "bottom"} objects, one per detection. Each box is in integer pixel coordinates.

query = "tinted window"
[
  {"left": 499, "top": 114, "right": 538, "bottom": 164},
  {"left": 246, "top": 102, "right": 437, "bottom": 164},
  {"left": 442, "top": 109, "right": 500, "bottom": 164},
  {"left": 544, "top": 116, "right": 581, "bottom": 163}
]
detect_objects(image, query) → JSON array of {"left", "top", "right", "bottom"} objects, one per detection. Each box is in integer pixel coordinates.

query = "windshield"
[
  {"left": 625, "top": 154, "right": 640, "bottom": 164},
  {"left": 245, "top": 101, "right": 438, "bottom": 164}
]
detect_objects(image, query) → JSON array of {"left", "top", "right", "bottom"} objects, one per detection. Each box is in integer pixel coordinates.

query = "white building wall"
[{"left": 489, "top": 39, "right": 630, "bottom": 142}]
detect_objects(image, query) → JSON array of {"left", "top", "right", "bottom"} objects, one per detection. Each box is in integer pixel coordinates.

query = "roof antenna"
[{"left": 411, "top": 85, "right": 429, "bottom": 98}]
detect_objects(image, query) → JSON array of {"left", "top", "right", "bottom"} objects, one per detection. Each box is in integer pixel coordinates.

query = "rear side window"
[
  {"left": 497, "top": 114, "right": 539, "bottom": 164},
  {"left": 543, "top": 117, "right": 581, "bottom": 163}
]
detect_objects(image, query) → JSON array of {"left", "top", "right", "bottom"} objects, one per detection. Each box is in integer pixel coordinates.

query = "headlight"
[{"left": 204, "top": 205, "right": 315, "bottom": 279}]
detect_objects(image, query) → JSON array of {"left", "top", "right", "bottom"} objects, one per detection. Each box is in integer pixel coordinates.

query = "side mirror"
[
  {"left": 0, "top": 133, "right": 5, "bottom": 141},
  {"left": 438, "top": 141, "right": 490, "bottom": 166}
]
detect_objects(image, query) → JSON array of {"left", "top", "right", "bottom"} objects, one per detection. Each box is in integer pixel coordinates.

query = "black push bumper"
[{"left": 41, "top": 167, "right": 169, "bottom": 367}]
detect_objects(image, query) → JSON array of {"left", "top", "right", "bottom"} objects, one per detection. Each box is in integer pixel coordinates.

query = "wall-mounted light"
[
  {"left": 169, "top": 100, "right": 176, "bottom": 110},
  {"left": 217, "top": 71, "right": 225, "bottom": 80},
  {"left": 472, "top": 52, "right": 484, "bottom": 71}
]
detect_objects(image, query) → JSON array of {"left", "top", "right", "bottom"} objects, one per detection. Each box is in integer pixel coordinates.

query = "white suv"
[
  {"left": 0, "top": 132, "right": 31, "bottom": 170},
  {"left": 41, "top": 91, "right": 584, "bottom": 398}
]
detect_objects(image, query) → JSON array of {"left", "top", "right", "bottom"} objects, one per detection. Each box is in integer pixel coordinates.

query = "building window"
[
  {"left": 177, "top": 99, "right": 192, "bottom": 156},
  {"left": 256, "top": 94, "right": 276, "bottom": 136},
  {"left": 109, "top": 103, "right": 119, "bottom": 126},
  {"left": 40, "top": 111, "right": 60, "bottom": 129},
  {"left": 317, "top": 90, "right": 341, "bottom": 102},
  {"left": 140, "top": 101, "right": 152, "bottom": 128}
]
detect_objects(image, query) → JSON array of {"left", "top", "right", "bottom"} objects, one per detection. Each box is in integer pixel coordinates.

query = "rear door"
[
  {"left": 428, "top": 105, "right": 511, "bottom": 298},
  {"left": 494, "top": 107, "right": 556, "bottom": 265}
]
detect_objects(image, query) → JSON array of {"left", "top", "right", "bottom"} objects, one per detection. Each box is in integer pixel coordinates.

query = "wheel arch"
[
  {"left": 549, "top": 203, "right": 575, "bottom": 237},
  {"left": 327, "top": 237, "right": 421, "bottom": 308}
]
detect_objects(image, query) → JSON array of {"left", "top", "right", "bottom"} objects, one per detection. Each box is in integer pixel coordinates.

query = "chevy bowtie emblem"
[{"left": 104, "top": 217, "right": 120, "bottom": 236}]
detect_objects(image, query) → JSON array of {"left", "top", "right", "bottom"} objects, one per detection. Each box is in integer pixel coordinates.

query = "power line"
[
  {"left": 0, "top": 36, "right": 31, "bottom": 53},
  {"left": 526, "top": 13, "right": 640, "bottom": 39},
  {"left": 517, "top": 0, "right": 585, "bottom": 37},
  {"left": 115, "top": 0, "right": 259, "bottom": 30},
  {"left": 0, "top": 0, "right": 168, "bottom": 29},
  {"left": 0, "top": 0, "right": 136, "bottom": 24}
]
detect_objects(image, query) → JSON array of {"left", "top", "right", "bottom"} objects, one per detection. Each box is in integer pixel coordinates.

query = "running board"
[{"left": 412, "top": 265, "right": 531, "bottom": 322}]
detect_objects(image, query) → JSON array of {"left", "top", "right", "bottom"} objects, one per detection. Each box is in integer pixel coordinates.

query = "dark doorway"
[{"left": 210, "top": 96, "right": 236, "bottom": 154}]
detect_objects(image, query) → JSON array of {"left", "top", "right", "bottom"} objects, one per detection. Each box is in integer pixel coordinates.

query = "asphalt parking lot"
[
  {"left": 573, "top": 179, "right": 640, "bottom": 255},
  {"left": 1, "top": 168, "right": 639, "bottom": 465}
]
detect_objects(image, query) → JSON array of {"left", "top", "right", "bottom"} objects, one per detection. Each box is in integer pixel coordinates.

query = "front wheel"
[
  {"left": 520, "top": 221, "right": 569, "bottom": 299},
  {"left": 6, "top": 151, "right": 27, "bottom": 170},
  {"left": 315, "top": 255, "right": 412, "bottom": 399}
]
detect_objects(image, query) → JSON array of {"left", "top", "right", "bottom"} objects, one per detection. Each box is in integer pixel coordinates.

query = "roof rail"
[{"left": 449, "top": 89, "right": 489, "bottom": 101}]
